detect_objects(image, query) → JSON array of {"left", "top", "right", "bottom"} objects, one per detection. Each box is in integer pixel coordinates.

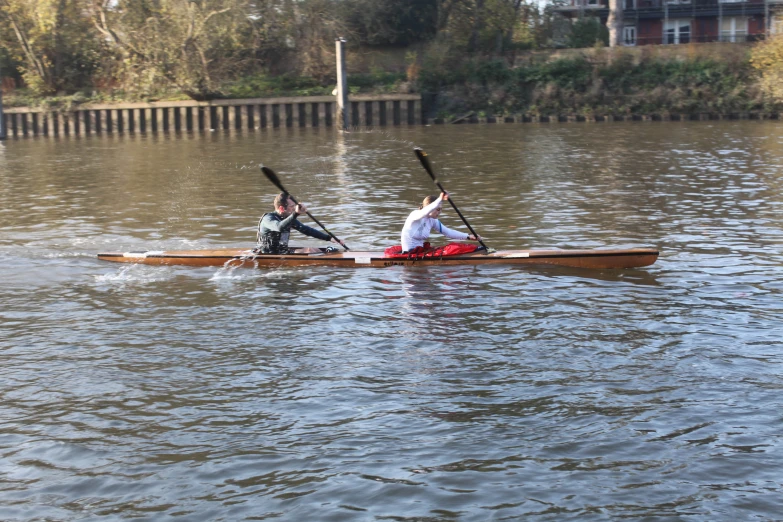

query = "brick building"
[{"left": 555, "top": 0, "right": 783, "bottom": 46}]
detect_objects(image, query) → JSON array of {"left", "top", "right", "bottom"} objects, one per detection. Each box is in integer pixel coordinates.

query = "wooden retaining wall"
[
  {"left": 1, "top": 94, "right": 423, "bottom": 138},
  {"left": 431, "top": 112, "right": 780, "bottom": 124},
  {"left": 3, "top": 93, "right": 778, "bottom": 138}
]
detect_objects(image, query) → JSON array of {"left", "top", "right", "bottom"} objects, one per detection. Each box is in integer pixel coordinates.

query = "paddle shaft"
[
  {"left": 413, "top": 148, "right": 490, "bottom": 251},
  {"left": 287, "top": 194, "right": 349, "bottom": 250},
  {"left": 260, "top": 166, "right": 349, "bottom": 250}
]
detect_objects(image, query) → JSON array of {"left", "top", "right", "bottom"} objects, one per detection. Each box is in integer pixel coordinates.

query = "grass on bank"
[{"left": 1, "top": 71, "right": 409, "bottom": 109}]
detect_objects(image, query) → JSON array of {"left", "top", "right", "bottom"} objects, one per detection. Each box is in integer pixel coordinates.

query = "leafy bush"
[
  {"left": 223, "top": 71, "right": 408, "bottom": 98},
  {"left": 473, "top": 60, "right": 513, "bottom": 84},
  {"left": 223, "top": 75, "right": 331, "bottom": 98},
  {"left": 539, "top": 58, "right": 594, "bottom": 90},
  {"left": 568, "top": 18, "right": 609, "bottom": 49},
  {"left": 751, "top": 34, "right": 783, "bottom": 103},
  {"left": 348, "top": 70, "right": 407, "bottom": 91},
  {"left": 416, "top": 52, "right": 769, "bottom": 117}
]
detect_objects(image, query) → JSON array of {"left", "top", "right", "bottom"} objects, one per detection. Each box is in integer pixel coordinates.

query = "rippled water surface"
[{"left": 1, "top": 122, "right": 782, "bottom": 521}]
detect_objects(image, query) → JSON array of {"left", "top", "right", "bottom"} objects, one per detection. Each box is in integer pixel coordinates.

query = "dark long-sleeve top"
[{"left": 256, "top": 212, "right": 331, "bottom": 254}]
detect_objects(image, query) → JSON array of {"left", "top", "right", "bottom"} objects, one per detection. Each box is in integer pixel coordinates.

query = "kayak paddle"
[
  {"left": 259, "top": 165, "right": 350, "bottom": 250},
  {"left": 413, "top": 147, "right": 490, "bottom": 252}
]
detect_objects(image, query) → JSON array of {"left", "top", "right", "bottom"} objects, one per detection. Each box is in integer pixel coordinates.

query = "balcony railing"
[
  {"left": 623, "top": 32, "right": 764, "bottom": 45},
  {"left": 555, "top": 0, "right": 765, "bottom": 9}
]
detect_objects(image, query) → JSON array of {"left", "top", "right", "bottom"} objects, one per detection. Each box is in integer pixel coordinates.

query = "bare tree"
[
  {"left": 0, "top": 0, "right": 96, "bottom": 93},
  {"left": 88, "top": 0, "right": 257, "bottom": 99},
  {"left": 288, "top": 0, "right": 351, "bottom": 80}
]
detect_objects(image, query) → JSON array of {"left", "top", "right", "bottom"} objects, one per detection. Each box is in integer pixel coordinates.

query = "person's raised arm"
[{"left": 408, "top": 193, "right": 445, "bottom": 221}]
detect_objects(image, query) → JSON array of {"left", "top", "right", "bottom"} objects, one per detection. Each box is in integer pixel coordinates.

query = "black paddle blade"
[
  {"left": 414, "top": 148, "right": 438, "bottom": 182},
  {"left": 260, "top": 165, "right": 286, "bottom": 194}
]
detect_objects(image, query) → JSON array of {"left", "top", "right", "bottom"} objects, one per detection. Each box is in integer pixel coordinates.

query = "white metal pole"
[
  {"left": 0, "top": 75, "right": 6, "bottom": 140},
  {"left": 335, "top": 37, "right": 349, "bottom": 131},
  {"left": 765, "top": 0, "right": 770, "bottom": 39}
]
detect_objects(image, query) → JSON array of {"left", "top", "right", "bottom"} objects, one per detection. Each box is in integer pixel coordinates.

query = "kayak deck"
[{"left": 97, "top": 247, "right": 659, "bottom": 269}]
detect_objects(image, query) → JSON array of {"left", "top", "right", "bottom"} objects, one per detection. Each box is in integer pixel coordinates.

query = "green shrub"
[
  {"left": 751, "top": 34, "right": 783, "bottom": 103},
  {"left": 223, "top": 74, "right": 331, "bottom": 98},
  {"left": 222, "top": 71, "right": 408, "bottom": 98},
  {"left": 416, "top": 52, "right": 769, "bottom": 117},
  {"left": 348, "top": 70, "right": 407, "bottom": 92},
  {"left": 568, "top": 18, "right": 609, "bottom": 49}
]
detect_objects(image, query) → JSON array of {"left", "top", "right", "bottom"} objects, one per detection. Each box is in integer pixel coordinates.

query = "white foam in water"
[
  {"left": 209, "top": 255, "right": 270, "bottom": 281},
  {"left": 94, "top": 264, "right": 172, "bottom": 283},
  {"left": 210, "top": 263, "right": 250, "bottom": 281},
  {"left": 42, "top": 251, "right": 91, "bottom": 259},
  {"left": 210, "top": 256, "right": 304, "bottom": 282}
]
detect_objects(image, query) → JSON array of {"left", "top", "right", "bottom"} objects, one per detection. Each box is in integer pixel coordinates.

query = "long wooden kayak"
[{"left": 97, "top": 247, "right": 658, "bottom": 269}]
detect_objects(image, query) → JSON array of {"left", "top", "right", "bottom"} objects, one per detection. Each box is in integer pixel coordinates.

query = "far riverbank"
[
  {"left": 3, "top": 42, "right": 781, "bottom": 134},
  {"left": 3, "top": 93, "right": 777, "bottom": 139},
  {"left": 418, "top": 42, "right": 782, "bottom": 122}
]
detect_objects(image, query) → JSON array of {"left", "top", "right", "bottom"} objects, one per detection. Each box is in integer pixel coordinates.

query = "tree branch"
[{"left": 0, "top": 0, "right": 49, "bottom": 83}]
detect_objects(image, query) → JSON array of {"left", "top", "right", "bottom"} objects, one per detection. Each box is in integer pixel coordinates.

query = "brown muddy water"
[{"left": 1, "top": 121, "right": 782, "bottom": 520}]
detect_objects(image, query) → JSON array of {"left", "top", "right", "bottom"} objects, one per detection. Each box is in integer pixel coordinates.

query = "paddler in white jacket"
[{"left": 401, "top": 193, "right": 481, "bottom": 253}]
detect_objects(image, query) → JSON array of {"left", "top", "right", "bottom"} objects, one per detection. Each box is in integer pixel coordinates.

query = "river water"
[{"left": 1, "top": 122, "right": 782, "bottom": 521}]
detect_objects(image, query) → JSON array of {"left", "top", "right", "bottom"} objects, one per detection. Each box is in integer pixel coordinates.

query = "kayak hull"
[{"left": 97, "top": 247, "right": 659, "bottom": 269}]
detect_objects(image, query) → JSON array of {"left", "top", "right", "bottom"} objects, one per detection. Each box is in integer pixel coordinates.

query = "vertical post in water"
[
  {"left": 335, "top": 37, "right": 349, "bottom": 131},
  {"left": 0, "top": 74, "right": 6, "bottom": 140},
  {"left": 765, "top": 0, "right": 770, "bottom": 39}
]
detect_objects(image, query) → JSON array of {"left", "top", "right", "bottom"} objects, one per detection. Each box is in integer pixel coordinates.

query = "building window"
[
  {"left": 623, "top": 26, "right": 637, "bottom": 45},
  {"left": 624, "top": 0, "right": 636, "bottom": 8},
  {"left": 586, "top": 0, "right": 600, "bottom": 6},
  {"left": 721, "top": 17, "right": 748, "bottom": 42},
  {"left": 665, "top": 20, "right": 691, "bottom": 44},
  {"left": 666, "top": 0, "right": 691, "bottom": 5},
  {"left": 719, "top": 0, "right": 744, "bottom": 3}
]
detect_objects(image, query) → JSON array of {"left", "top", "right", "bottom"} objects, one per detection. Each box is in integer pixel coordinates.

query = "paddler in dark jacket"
[{"left": 256, "top": 192, "right": 345, "bottom": 254}]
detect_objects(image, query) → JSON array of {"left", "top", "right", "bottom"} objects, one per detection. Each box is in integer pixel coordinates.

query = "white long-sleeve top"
[{"left": 401, "top": 196, "right": 469, "bottom": 252}]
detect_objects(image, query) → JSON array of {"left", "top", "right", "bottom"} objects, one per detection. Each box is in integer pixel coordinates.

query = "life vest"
[{"left": 256, "top": 213, "right": 291, "bottom": 254}]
